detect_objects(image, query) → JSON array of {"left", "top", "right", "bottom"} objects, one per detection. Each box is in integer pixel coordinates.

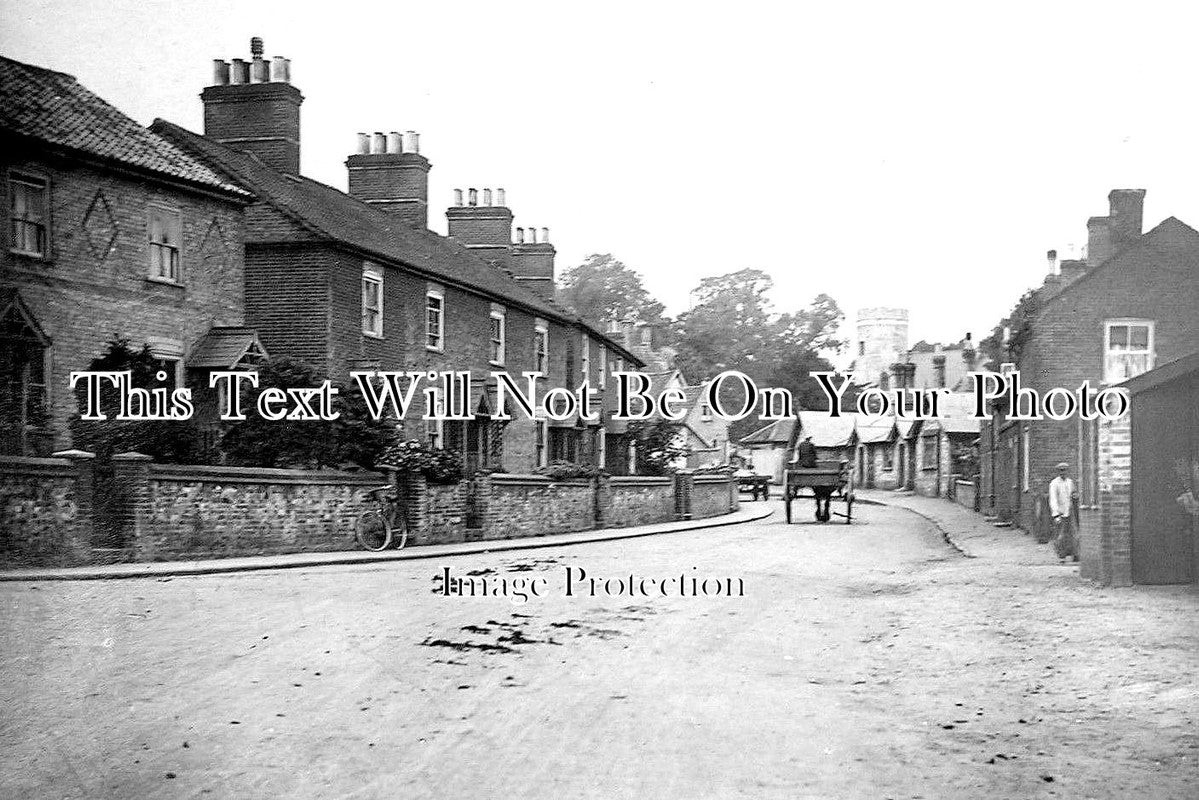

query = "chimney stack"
[
  {"left": 445, "top": 189, "right": 556, "bottom": 299},
  {"left": 345, "top": 127, "right": 432, "bottom": 228},
  {"left": 202, "top": 37, "right": 303, "bottom": 175},
  {"left": 1108, "top": 189, "right": 1145, "bottom": 247},
  {"left": 1087, "top": 216, "right": 1113, "bottom": 267}
]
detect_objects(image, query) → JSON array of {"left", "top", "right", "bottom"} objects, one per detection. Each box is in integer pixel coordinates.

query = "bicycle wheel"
[
  {"left": 390, "top": 508, "right": 409, "bottom": 550},
  {"left": 355, "top": 509, "right": 392, "bottom": 551}
]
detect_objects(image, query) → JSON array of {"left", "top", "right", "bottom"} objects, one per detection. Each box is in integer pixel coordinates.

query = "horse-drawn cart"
[
  {"left": 736, "top": 471, "right": 770, "bottom": 500},
  {"left": 783, "top": 460, "right": 854, "bottom": 524}
]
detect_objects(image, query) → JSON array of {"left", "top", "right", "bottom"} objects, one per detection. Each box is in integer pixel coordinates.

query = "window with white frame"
[
  {"left": 700, "top": 403, "right": 712, "bottom": 421},
  {"left": 426, "top": 395, "right": 444, "bottom": 448},
  {"left": 581, "top": 334, "right": 590, "bottom": 383},
  {"left": 598, "top": 345, "right": 607, "bottom": 389},
  {"left": 148, "top": 205, "right": 182, "bottom": 282},
  {"left": 1103, "top": 319, "right": 1154, "bottom": 383},
  {"left": 1021, "top": 427, "right": 1030, "bottom": 491},
  {"left": 489, "top": 306, "right": 505, "bottom": 365},
  {"left": 362, "top": 264, "right": 383, "bottom": 337},
  {"left": 534, "top": 419, "right": 548, "bottom": 468},
  {"left": 534, "top": 319, "right": 548, "bottom": 374},
  {"left": 10, "top": 172, "right": 49, "bottom": 257},
  {"left": 426, "top": 284, "right": 444, "bottom": 351},
  {"left": 597, "top": 428, "right": 606, "bottom": 469}
]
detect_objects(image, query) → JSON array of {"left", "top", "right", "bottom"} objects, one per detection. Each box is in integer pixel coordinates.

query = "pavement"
[
  {"left": 856, "top": 489, "right": 1065, "bottom": 565},
  {"left": 0, "top": 505, "right": 774, "bottom": 582},
  {"left": 2, "top": 495, "right": 1196, "bottom": 799}
]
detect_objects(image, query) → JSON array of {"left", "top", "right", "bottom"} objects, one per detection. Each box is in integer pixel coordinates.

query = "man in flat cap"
[{"left": 1048, "top": 462, "right": 1078, "bottom": 561}]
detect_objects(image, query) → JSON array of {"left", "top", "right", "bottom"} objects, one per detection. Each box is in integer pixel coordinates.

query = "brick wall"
[
  {"left": 953, "top": 478, "right": 978, "bottom": 511},
  {"left": 0, "top": 452, "right": 95, "bottom": 567},
  {"left": 2, "top": 149, "right": 247, "bottom": 452},
  {"left": 482, "top": 474, "right": 596, "bottom": 539},
  {"left": 110, "top": 455, "right": 382, "bottom": 561},
  {"left": 1089, "top": 413, "right": 1133, "bottom": 585},
  {"left": 692, "top": 474, "right": 739, "bottom": 518},
  {"left": 1006, "top": 220, "right": 1199, "bottom": 532},
  {"left": 605, "top": 476, "right": 676, "bottom": 528}
]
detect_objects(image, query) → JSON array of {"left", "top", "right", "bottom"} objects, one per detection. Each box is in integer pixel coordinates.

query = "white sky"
[{"left": 5, "top": 0, "right": 1199, "bottom": 349}]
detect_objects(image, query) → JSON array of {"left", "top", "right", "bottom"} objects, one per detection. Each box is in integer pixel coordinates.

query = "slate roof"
[
  {"left": 151, "top": 119, "right": 639, "bottom": 363},
  {"left": 739, "top": 417, "right": 797, "bottom": 445},
  {"left": 856, "top": 417, "right": 898, "bottom": 444},
  {"left": 0, "top": 56, "right": 249, "bottom": 198}
]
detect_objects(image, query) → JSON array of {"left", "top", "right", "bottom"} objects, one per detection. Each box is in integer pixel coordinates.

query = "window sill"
[
  {"left": 426, "top": 344, "right": 444, "bottom": 353},
  {"left": 144, "top": 276, "right": 184, "bottom": 288},
  {"left": 363, "top": 332, "right": 385, "bottom": 340},
  {"left": 9, "top": 248, "right": 51, "bottom": 261},
  {"left": 489, "top": 361, "right": 504, "bottom": 368}
]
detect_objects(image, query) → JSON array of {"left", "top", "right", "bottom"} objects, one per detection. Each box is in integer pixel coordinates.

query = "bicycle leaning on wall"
[{"left": 355, "top": 484, "right": 409, "bottom": 551}]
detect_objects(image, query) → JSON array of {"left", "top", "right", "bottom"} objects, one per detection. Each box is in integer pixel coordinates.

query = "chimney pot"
[
  {"left": 541, "top": 227, "right": 549, "bottom": 244},
  {"left": 250, "top": 37, "right": 264, "bottom": 57},
  {"left": 250, "top": 56, "right": 269, "bottom": 83},
  {"left": 372, "top": 132, "right": 385, "bottom": 154},
  {"left": 1046, "top": 248, "right": 1058, "bottom": 275},
  {"left": 356, "top": 133, "right": 370, "bottom": 155},
  {"left": 515, "top": 227, "right": 524, "bottom": 244},
  {"left": 404, "top": 131, "right": 419, "bottom": 154},
  {"left": 483, "top": 188, "right": 493, "bottom": 206},
  {"left": 230, "top": 58, "right": 248, "bottom": 84},
  {"left": 496, "top": 188, "right": 506, "bottom": 206},
  {"left": 269, "top": 56, "right": 289, "bottom": 82},
  {"left": 386, "top": 132, "right": 401, "bottom": 154},
  {"left": 468, "top": 188, "right": 478, "bottom": 206},
  {"left": 453, "top": 188, "right": 464, "bottom": 207},
  {"left": 212, "top": 59, "right": 230, "bottom": 85}
]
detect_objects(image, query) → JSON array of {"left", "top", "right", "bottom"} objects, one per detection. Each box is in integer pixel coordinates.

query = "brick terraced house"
[
  {"left": 0, "top": 55, "right": 261, "bottom": 456},
  {"left": 979, "top": 190, "right": 1199, "bottom": 536},
  {"left": 154, "top": 38, "right": 641, "bottom": 474}
]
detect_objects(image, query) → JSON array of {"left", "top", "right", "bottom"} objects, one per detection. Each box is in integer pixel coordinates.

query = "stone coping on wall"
[
  {"left": 609, "top": 475, "right": 672, "bottom": 486},
  {"left": 693, "top": 473, "right": 736, "bottom": 484},
  {"left": 146, "top": 463, "right": 385, "bottom": 486},
  {"left": 489, "top": 473, "right": 592, "bottom": 486},
  {"left": 0, "top": 455, "right": 79, "bottom": 477}
]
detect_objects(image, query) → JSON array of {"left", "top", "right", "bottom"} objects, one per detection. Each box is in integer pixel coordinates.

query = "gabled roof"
[
  {"left": 797, "top": 410, "right": 856, "bottom": 448},
  {"left": 856, "top": 417, "right": 897, "bottom": 444},
  {"left": 0, "top": 57, "right": 248, "bottom": 199},
  {"left": 188, "top": 327, "right": 268, "bottom": 369},
  {"left": 151, "top": 119, "right": 639, "bottom": 364},
  {"left": 1038, "top": 216, "right": 1199, "bottom": 313},
  {"left": 739, "top": 417, "right": 797, "bottom": 445}
]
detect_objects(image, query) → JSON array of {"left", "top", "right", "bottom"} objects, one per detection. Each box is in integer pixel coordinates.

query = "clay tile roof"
[
  {"left": 0, "top": 57, "right": 249, "bottom": 198},
  {"left": 188, "top": 327, "right": 268, "bottom": 369}
]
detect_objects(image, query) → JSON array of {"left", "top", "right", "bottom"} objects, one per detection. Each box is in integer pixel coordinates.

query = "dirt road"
[{"left": 1, "top": 501, "right": 1195, "bottom": 798}]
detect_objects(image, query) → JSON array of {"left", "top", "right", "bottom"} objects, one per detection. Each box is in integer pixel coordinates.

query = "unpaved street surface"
[{"left": 1, "top": 502, "right": 1196, "bottom": 799}]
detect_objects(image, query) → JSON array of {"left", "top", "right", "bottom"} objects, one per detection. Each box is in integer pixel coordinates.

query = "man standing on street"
[{"left": 1049, "top": 462, "right": 1078, "bottom": 562}]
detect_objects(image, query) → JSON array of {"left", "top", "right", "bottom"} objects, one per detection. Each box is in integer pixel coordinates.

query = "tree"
[
  {"left": 556, "top": 254, "right": 666, "bottom": 330},
  {"left": 220, "top": 358, "right": 394, "bottom": 470},
  {"left": 70, "top": 338, "right": 208, "bottom": 464},
  {"left": 673, "top": 272, "right": 849, "bottom": 440},
  {"left": 980, "top": 288, "right": 1040, "bottom": 367}
]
